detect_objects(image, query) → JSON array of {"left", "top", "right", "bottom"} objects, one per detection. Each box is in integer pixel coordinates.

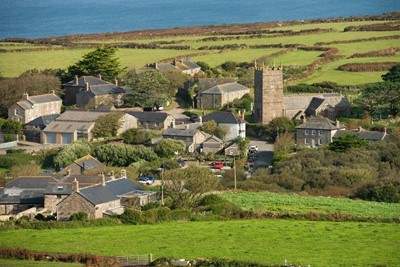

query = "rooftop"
[
  {"left": 203, "top": 111, "right": 242, "bottom": 124},
  {"left": 296, "top": 116, "right": 342, "bottom": 130},
  {"left": 128, "top": 111, "right": 170, "bottom": 123},
  {"left": 16, "top": 93, "right": 61, "bottom": 110},
  {"left": 200, "top": 82, "right": 249, "bottom": 95}
]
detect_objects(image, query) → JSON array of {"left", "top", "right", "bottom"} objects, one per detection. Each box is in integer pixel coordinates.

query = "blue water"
[{"left": 0, "top": 0, "right": 399, "bottom": 38}]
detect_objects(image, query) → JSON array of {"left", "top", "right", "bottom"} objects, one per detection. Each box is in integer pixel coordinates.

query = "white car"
[{"left": 249, "top": 145, "right": 258, "bottom": 153}]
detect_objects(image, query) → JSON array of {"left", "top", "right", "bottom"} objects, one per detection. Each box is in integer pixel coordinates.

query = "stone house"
[
  {"left": 202, "top": 135, "right": 224, "bottom": 154},
  {"left": 41, "top": 111, "right": 137, "bottom": 145},
  {"left": 0, "top": 176, "right": 57, "bottom": 215},
  {"left": 295, "top": 117, "right": 344, "bottom": 147},
  {"left": 162, "top": 127, "right": 208, "bottom": 153},
  {"left": 203, "top": 111, "right": 246, "bottom": 141},
  {"left": 63, "top": 75, "right": 127, "bottom": 108},
  {"left": 58, "top": 155, "right": 105, "bottom": 176},
  {"left": 56, "top": 177, "right": 153, "bottom": 220},
  {"left": 8, "top": 92, "right": 62, "bottom": 124},
  {"left": 23, "top": 114, "right": 59, "bottom": 143},
  {"left": 155, "top": 58, "right": 201, "bottom": 76},
  {"left": 196, "top": 82, "right": 250, "bottom": 109},
  {"left": 128, "top": 111, "right": 175, "bottom": 130}
]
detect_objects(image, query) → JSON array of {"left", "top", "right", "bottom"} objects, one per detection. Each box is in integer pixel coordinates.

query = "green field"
[
  {"left": 0, "top": 219, "right": 398, "bottom": 266},
  {"left": 0, "top": 259, "right": 82, "bottom": 266},
  {"left": 1, "top": 19, "right": 399, "bottom": 85},
  {"left": 221, "top": 191, "right": 400, "bottom": 220}
]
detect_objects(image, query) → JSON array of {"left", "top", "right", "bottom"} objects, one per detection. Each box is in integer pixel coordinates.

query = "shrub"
[
  {"left": 92, "top": 112, "right": 123, "bottom": 138},
  {"left": 119, "top": 208, "right": 142, "bottom": 224},
  {"left": 154, "top": 139, "right": 185, "bottom": 158},
  {"left": 69, "top": 212, "right": 88, "bottom": 221},
  {"left": 122, "top": 128, "right": 160, "bottom": 145},
  {"left": 354, "top": 182, "right": 400, "bottom": 203}
]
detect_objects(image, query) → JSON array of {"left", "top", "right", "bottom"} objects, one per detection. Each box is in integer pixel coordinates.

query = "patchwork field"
[
  {"left": 0, "top": 219, "right": 398, "bottom": 266},
  {"left": 1, "top": 19, "right": 399, "bottom": 85},
  {"left": 221, "top": 191, "right": 400, "bottom": 220}
]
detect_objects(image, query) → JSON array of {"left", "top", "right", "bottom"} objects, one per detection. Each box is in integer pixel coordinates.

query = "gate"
[{"left": 116, "top": 254, "right": 153, "bottom": 266}]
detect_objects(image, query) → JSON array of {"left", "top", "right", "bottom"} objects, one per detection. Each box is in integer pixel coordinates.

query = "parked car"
[
  {"left": 210, "top": 161, "right": 224, "bottom": 170},
  {"left": 249, "top": 145, "right": 258, "bottom": 154},
  {"left": 138, "top": 175, "right": 155, "bottom": 185}
]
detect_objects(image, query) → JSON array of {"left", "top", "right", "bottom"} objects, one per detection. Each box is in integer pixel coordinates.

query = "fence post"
[{"left": 149, "top": 253, "right": 153, "bottom": 263}]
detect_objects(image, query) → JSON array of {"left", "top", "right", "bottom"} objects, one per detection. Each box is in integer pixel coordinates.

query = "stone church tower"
[{"left": 253, "top": 64, "right": 285, "bottom": 124}]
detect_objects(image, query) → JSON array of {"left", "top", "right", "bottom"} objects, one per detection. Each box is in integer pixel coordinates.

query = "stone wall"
[
  {"left": 44, "top": 194, "right": 67, "bottom": 213},
  {"left": 56, "top": 192, "right": 95, "bottom": 220}
]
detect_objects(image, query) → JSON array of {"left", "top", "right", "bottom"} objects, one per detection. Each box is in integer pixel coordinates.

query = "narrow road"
[{"left": 249, "top": 140, "right": 274, "bottom": 169}]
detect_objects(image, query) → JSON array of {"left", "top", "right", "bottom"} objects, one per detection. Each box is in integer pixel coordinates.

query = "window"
[
  {"left": 318, "top": 130, "right": 322, "bottom": 135},
  {"left": 305, "top": 130, "right": 309, "bottom": 135},
  {"left": 318, "top": 139, "right": 322, "bottom": 145},
  {"left": 311, "top": 130, "right": 316, "bottom": 135},
  {"left": 304, "top": 139, "right": 309, "bottom": 145}
]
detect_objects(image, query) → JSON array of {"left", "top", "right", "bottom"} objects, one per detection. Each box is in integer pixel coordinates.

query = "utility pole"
[
  {"left": 159, "top": 167, "right": 165, "bottom": 206},
  {"left": 233, "top": 156, "right": 237, "bottom": 191}
]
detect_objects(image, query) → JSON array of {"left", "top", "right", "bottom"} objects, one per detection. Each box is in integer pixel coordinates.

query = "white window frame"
[
  {"left": 305, "top": 130, "right": 309, "bottom": 136},
  {"left": 311, "top": 130, "right": 316, "bottom": 135}
]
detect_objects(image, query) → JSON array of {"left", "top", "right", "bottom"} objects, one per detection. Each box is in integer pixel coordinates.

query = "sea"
[{"left": 0, "top": 0, "right": 399, "bottom": 38}]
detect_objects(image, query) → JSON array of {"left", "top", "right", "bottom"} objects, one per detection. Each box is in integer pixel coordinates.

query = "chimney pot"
[
  {"left": 74, "top": 75, "right": 79, "bottom": 85},
  {"left": 102, "top": 172, "right": 106, "bottom": 186},
  {"left": 120, "top": 169, "right": 127, "bottom": 179},
  {"left": 85, "top": 82, "right": 90, "bottom": 91},
  {"left": 23, "top": 92, "right": 29, "bottom": 100},
  {"left": 199, "top": 116, "right": 203, "bottom": 125},
  {"left": 72, "top": 178, "right": 79, "bottom": 192},
  {"left": 98, "top": 74, "right": 102, "bottom": 80},
  {"left": 115, "top": 78, "right": 118, "bottom": 86}
]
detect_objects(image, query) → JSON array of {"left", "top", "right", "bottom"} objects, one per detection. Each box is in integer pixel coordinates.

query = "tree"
[
  {"left": 54, "top": 141, "right": 92, "bottom": 169},
  {"left": 329, "top": 134, "right": 368, "bottom": 153},
  {"left": 93, "top": 143, "right": 158, "bottom": 166},
  {"left": 264, "top": 117, "right": 296, "bottom": 142},
  {"left": 92, "top": 112, "right": 123, "bottom": 138},
  {"left": 199, "top": 120, "right": 226, "bottom": 139},
  {"left": 123, "top": 70, "right": 172, "bottom": 108},
  {"left": 164, "top": 166, "right": 219, "bottom": 208},
  {"left": 221, "top": 61, "right": 237, "bottom": 72},
  {"left": 64, "top": 47, "right": 124, "bottom": 82},
  {"left": 154, "top": 139, "right": 185, "bottom": 158},
  {"left": 358, "top": 82, "right": 400, "bottom": 117},
  {"left": 9, "top": 162, "right": 41, "bottom": 177},
  {"left": 122, "top": 129, "right": 160, "bottom": 145},
  {"left": 382, "top": 64, "right": 400, "bottom": 82},
  {"left": 0, "top": 72, "right": 60, "bottom": 117},
  {"left": 196, "top": 61, "right": 211, "bottom": 71},
  {"left": 273, "top": 132, "right": 295, "bottom": 163}
]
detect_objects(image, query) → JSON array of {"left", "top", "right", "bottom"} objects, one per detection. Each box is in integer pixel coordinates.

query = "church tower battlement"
[{"left": 253, "top": 63, "right": 285, "bottom": 124}]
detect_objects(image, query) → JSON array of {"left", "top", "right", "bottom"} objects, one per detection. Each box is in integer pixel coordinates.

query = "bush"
[
  {"left": 93, "top": 143, "right": 158, "bottom": 166},
  {"left": 0, "top": 151, "right": 37, "bottom": 169},
  {"left": 69, "top": 212, "right": 88, "bottom": 221},
  {"left": 354, "top": 182, "right": 400, "bottom": 203},
  {"left": 119, "top": 208, "right": 142, "bottom": 224},
  {"left": 92, "top": 112, "right": 123, "bottom": 138},
  {"left": 154, "top": 139, "right": 185, "bottom": 158},
  {"left": 122, "top": 128, "right": 160, "bottom": 145}
]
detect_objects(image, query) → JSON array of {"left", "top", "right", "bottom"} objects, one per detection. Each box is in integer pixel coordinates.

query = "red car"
[{"left": 211, "top": 161, "right": 224, "bottom": 170}]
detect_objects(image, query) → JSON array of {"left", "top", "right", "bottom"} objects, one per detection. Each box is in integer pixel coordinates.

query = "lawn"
[
  {"left": 0, "top": 259, "right": 82, "bottom": 266},
  {"left": 221, "top": 191, "right": 400, "bottom": 220},
  {"left": 268, "top": 50, "right": 322, "bottom": 66},
  {"left": 0, "top": 219, "right": 398, "bottom": 266}
]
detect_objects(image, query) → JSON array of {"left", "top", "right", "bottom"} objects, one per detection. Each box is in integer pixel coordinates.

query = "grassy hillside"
[
  {"left": 1, "top": 19, "right": 399, "bottom": 85},
  {"left": 0, "top": 219, "right": 398, "bottom": 266},
  {"left": 221, "top": 191, "right": 400, "bottom": 220}
]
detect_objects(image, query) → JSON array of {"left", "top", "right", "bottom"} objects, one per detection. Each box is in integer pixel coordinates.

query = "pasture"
[
  {"left": 1, "top": 19, "right": 399, "bottom": 85},
  {"left": 0, "top": 219, "right": 398, "bottom": 266},
  {"left": 221, "top": 191, "right": 400, "bottom": 220}
]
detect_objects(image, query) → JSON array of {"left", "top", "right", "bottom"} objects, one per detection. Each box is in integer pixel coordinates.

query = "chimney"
[
  {"left": 155, "top": 62, "right": 158, "bottom": 69},
  {"left": 110, "top": 170, "right": 115, "bottom": 180},
  {"left": 74, "top": 75, "right": 79, "bottom": 85},
  {"left": 98, "top": 74, "right": 102, "bottom": 80},
  {"left": 50, "top": 90, "right": 55, "bottom": 95},
  {"left": 120, "top": 169, "right": 127, "bottom": 179},
  {"left": 115, "top": 78, "right": 118, "bottom": 87},
  {"left": 66, "top": 169, "right": 71, "bottom": 177},
  {"left": 72, "top": 178, "right": 79, "bottom": 192},
  {"left": 384, "top": 127, "right": 387, "bottom": 134},
  {"left": 199, "top": 116, "right": 203, "bottom": 125},
  {"left": 358, "top": 126, "right": 363, "bottom": 132},
  {"left": 102, "top": 172, "right": 106, "bottom": 186},
  {"left": 23, "top": 92, "right": 29, "bottom": 100},
  {"left": 185, "top": 124, "right": 190, "bottom": 130},
  {"left": 336, "top": 120, "right": 340, "bottom": 127},
  {"left": 85, "top": 82, "right": 90, "bottom": 91}
]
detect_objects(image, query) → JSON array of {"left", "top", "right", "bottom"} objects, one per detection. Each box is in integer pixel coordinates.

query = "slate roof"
[
  {"left": 197, "top": 78, "right": 236, "bottom": 92},
  {"left": 56, "top": 110, "right": 108, "bottom": 122},
  {"left": 296, "top": 117, "right": 342, "bottom": 130},
  {"left": 334, "top": 129, "right": 387, "bottom": 141},
  {"left": 71, "top": 155, "right": 103, "bottom": 171},
  {"left": 199, "top": 82, "right": 249, "bottom": 95},
  {"left": 129, "top": 111, "right": 170, "bottom": 123},
  {"left": 78, "top": 178, "right": 142, "bottom": 205},
  {"left": 6, "top": 176, "right": 57, "bottom": 189},
  {"left": 25, "top": 114, "right": 60, "bottom": 128},
  {"left": 304, "top": 97, "right": 325, "bottom": 116},
  {"left": 163, "top": 127, "right": 200, "bottom": 138},
  {"left": 203, "top": 111, "right": 240, "bottom": 124},
  {"left": 65, "top": 76, "right": 126, "bottom": 96},
  {"left": 155, "top": 59, "right": 200, "bottom": 73},
  {"left": 16, "top": 93, "right": 61, "bottom": 110},
  {"left": 43, "top": 121, "right": 93, "bottom": 133}
]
